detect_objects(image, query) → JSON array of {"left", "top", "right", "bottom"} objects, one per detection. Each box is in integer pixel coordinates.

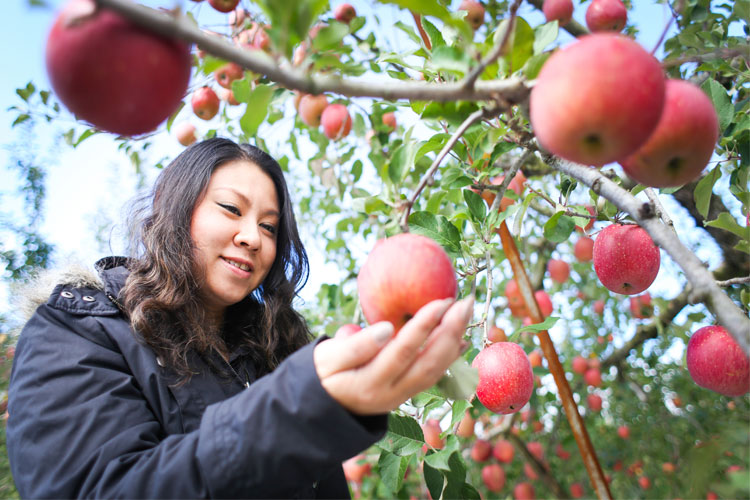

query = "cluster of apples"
[
  {"left": 543, "top": 0, "right": 627, "bottom": 32},
  {"left": 295, "top": 94, "right": 354, "bottom": 141}
]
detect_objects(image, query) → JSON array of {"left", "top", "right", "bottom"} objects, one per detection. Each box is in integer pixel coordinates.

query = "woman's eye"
[
  {"left": 262, "top": 223, "right": 277, "bottom": 235},
  {"left": 219, "top": 203, "right": 240, "bottom": 215}
]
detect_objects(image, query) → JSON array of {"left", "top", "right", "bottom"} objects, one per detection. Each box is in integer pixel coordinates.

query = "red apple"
[
  {"left": 584, "top": 368, "right": 602, "bottom": 387},
  {"left": 570, "top": 483, "right": 584, "bottom": 498},
  {"left": 456, "top": 411, "right": 475, "bottom": 438},
  {"left": 587, "top": 393, "right": 603, "bottom": 412},
  {"left": 488, "top": 326, "right": 508, "bottom": 343},
  {"left": 662, "top": 462, "right": 676, "bottom": 473},
  {"left": 527, "top": 441, "right": 544, "bottom": 461},
  {"left": 471, "top": 439, "right": 492, "bottom": 462},
  {"left": 574, "top": 237, "right": 594, "bottom": 262},
  {"left": 422, "top": 419, "right": 444, "bottom": 449},
  {"left": 174, "top": 122, "right": 197, "bottom": 147},
  {"left": 586, "top": 0, "right": 628, "bottom": 32},
  {"left": 672, "top": 396, "right": 682, "bottom": 408},
  {"left": 543, "top": 0, "right": 574, "bottom": 25},
  {"left": 192, "top": 87, "right": 220, "bottom": 121},
  {"left": 482, "top": 463, "right": 506, "bottom": 492},
  {"left": 506, "top": 279, "right": 529, "bottom": 318},
  {"left": 382, "top": 112, "right": 397, "bottom": 132},
  {"left": 357, "top": 233, "right": 457, "bottom": 332},
  {"left": 334, "top": 323, "right": 362, "bottom": 338},
  {"left": 214, "top": 62, "right": 244, "bottom": 89},
  {"left": 530, "top": 34, "right": 665, "bottom": 167},
  {"left": 535, "top": 290, "right": 553, "bottom": 318},
  {"left": 617, "top": 425, "right": 630, "bottom": 439},
  {"left": 593, "top": 300, "right": 605, "bottom": 315},
  {"left": 528, "top": 350, "right": 543, "bottom": 368},
  {"left": 706, "top": 492, "right": 719, "bottom": 500},
  {"left": 572, "top": 355, "right": 589, "bottom": 375},
  {"left": 219, "top": 88, "right": 240, "bottom": 106},
  {"left": 342, "top": 454, "right": 371, "bottom": 483},
  {"left": 593, "top": 224, "right": 660, "bottom": 295},
  {"left": 523, "top": 462, "right": 539, "bottom": 480},
  {"left": 629, "top": 293, "right": 653, "bottom": 319},
  {"left": 472, "top": 342, "right": 534, "bottom": 414},
  {"left": 208, "top": 0, "right": 240, "bottom": 13},
  {"left": 493, "top": 439, "right": 515, "bottom": 463},
  {"left": 638, "top": 476, "right": 651, "bottom": 490},
  {"left": 514, "top": 481, "right": 535, "bottom": 500},
  {"left": 46, "top": 0, "right": 191, "bottom": 136},
  {"left": 478, "top": 171, "right": 527, "bottom": 213},
  {"left": 555, "top": 444, "right": 571, "bottom": 460},
  {"left": 620, "top": 79, "right": 720, "bottom": 188},
  {"left": 321, "top": 103, "right": 353, "bottom": 140},
  {"left": 333, "top": 3, "right": 357, "bottom": 23},
  {"left": 548, "top": 259, "right": 570, "bottom": 284},
  {"left": 459, "top": 0, "right": 485, "bottom": 30},
  {"left": 298, "top": 94, "right": 329, "bottom": 127},
  {"left": 687, "top": 325, "right": 750, "bottom": 396}
]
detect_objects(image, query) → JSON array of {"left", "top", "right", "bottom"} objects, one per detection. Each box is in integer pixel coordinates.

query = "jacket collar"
[{"left": 95, "top": 256, "right": 131, "bottom": 302}]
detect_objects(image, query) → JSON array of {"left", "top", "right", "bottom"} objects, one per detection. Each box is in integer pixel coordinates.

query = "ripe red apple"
[
  {"left": 572, "top": 355, "right": 589, "bottom": 375},
  {"left": 629, "top": 293, "right": 653, "bottom": 319},
  {"left": 46, "top": 0, "right": 191, "bottom": 136},
  {"left": 482, "top": 463, "right": 506, "bottom": 492},
  {"left": 687, "top": 325, "right": 750, "bottom": 396},
  {"left": 422, "top": 419, "right": 444, "bottom": 449},
  {"left": 528, "top": 350, "right": 543, "bottom": 368},
  {"left": 593, "top": 224, "right": 660, "bottom": 295},
  {"left": 593, "top": 300, "right": 605, "bottom": 315},
  {"left": 382, "top": 112, "right": 397, "bottom": 132},
  {"left": 214, "top": 62, "right": 244, "bottom": 89},
  {"left": 174, "top": 122, "right": 197, "bottom": 147},
  {"left": 471, "top": 440, "right": 492, "bottom": 462},
  {"left": 662, "top": 462, "right": 676, "bottom": 473},
  {"left": 493, "top": 439, "right": 515, "bottom": 463},
  {"left": 357, "top": 233, "right": 458, "bottom": 332},
  {"left": 617, "top": 425, "right": 630, "bottom": 439},
  {"left": 208, "top": 0, "right": 240, "bottom": 13},
  {"left": 514, "top": 481, "right": 535, "bottom": 500},
  {"left": 456, "top": 411, "right": 475, "bottom": 438},
  {"left": 192, "top": 87, "right": 220, "bottom": 121},
  {"left": 530, "top": 34, "right": 665, "bottom": 167},
  {"left": 334, "top": 323, "right": 362, "bottom": 338},
  {"left": 555, "top": 444, "right": 571, "bottom": 460},
  {"left": 548, "top": 259, "right": 570, "bottom": 284},
  {"left": 586, "top": 0, "right": 628, "bottom": 32},
  {"left": 321, "top": 103, "right": 353, "bottom": 140},
  {"left": 488, "top": 325, "right": 507, "bottom": 343},
  {"left": 236, "top": 23, "right": 271, "bottom": 51},
  {"left": 459, "top": 0, "right": 485, "bottom": 30},
  {"left": 535, "top": 290, "right": 553, "bottom": 318},
  {"left": 298, "top": 94, "right": 329, "bottom": 127},
  {"left": 342, "top": 454, "right": 371, "bottom": 483},
  {"left": 574, "top": 237, "right": 594, "bottom": 262},
  {"left": 333, "top": 3, "right": 357, "bottom": 23},
  {"left": 523, "top": 462, "right": 539, "bottom": 480},
  {"left": 584, "top": 367, "right": 602, "bottom": 387},
  {"left": 505, "top": 280, "right": 528, "bottom": 318},
  {"left": 587, "top": 393, "right": 603, "bottom": 412},
  {"left": 570, "top": 483, "right": 584, "bottom": 498},
  {"left": 472, "top": 342, "right": 534, "bottom": 414},
  {"left": 620, "top": 79, "right": 720, "bottom": 187},
  {"left": 527, "top": 441, "right": 544, "bottom": 461},
  {"left": 219, "top": 88, "right": 240, "bottom": 106},
  {"left": 543, "top": 0, "right": 574, "bottom": 25},
  {"left": 478, "top": 171, "right": 527, "bottom": 212},
  {"left": 638, "top": 476, "right": 651, "bottom": 490}
]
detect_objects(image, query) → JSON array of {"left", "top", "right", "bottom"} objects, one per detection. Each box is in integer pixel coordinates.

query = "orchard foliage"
[{"left": 4, "top": 0, "right": 750, "bottom": 498}]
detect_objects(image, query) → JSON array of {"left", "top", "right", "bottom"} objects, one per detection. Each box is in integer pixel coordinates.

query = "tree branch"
[
  {"left": 95, "top": 0, "right": 530, "bottom": 104},
  {"left": 507, "top": 433, "right": 568, "bottom": 499}
]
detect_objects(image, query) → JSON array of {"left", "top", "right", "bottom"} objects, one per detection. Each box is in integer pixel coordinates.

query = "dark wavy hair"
[{"left": 121, "top": 138, "right": 311, "bottom": 380}]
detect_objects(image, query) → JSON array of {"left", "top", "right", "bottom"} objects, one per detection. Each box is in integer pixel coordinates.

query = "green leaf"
[
  {"left": 521, "top": 52, "right": 551, "bottom": 79},
  {"left": 421, "top": 17, "right": 445, "bottom": 48},
  {"left": 694, "top": 165, "right": 721, "bottom": 219},
  {"left": 463, "top": 189, "right": 486, "bottom": 221},
  {"left": 424, "top": 435, "right": 461, "bottom": 471},
  {"left": 533, "top": 21, "right": 559, "bottom": 54},
  {"left": 352, "top": 195, "right": 388, "bottom": 215},
  {"left": 705, "top": 213, "right": 750, "bottom": 239},
  {"left": 232, "top": 78, "right": 252, "bottom": 104},
  {"left": 734, "top": 0, "right": 750, "bottom": 22},
  {"left": 450, "top": 399, "right": 472, "bottom": 430},
  {"left": 11, "top": 114, "right": 30, "bottom": 127},
  {"left": 165, "top": 101, "right": 184, "bottom": 132},
  {"left": 500, "top": 17, "right": 534, "bottom": 72},
  {"left": 515, "top": 315, "right": 559, "bottom": 335},
  {"left": 441, "top": 167, "right": 473, "bottom": 188},
  {"left": 701, "top": 79, "right": 734, "bottom": 132},
  {"left": 15, "top": 82, "right": 35, "bottom": 102},
  {"left": 389, "top": 142, "right": 417, "bottom": 185},
  {"left": 437, "top": 358, "right": 479, "bottom": 401},
  {"left": 73, "top": 128, "right": 97, "bottom": 147},
  {"left": 417, "top": 133, "right": 451, "bottom": 159},
  {"left": 543, "top": 212, "right": 576, "bottom": 242},
  {"left": 426, "top": 191, "right": 447, "bottom": 213},
  {"left": 432, "top": 46, "right": 471, "bottom": 75},
  {"left": 240, "top": 84, "right": 274, "bottom": 137},
  {"left": 311, "top": 22, "right": 350, "bottom": 51},
  {"left": 513, "top": 192, "right": 537, "bottom": 235},
  {"left": 378, "top": 0, "right": 472, "bottom": 39},
  {"left": 408, "top": 211, "right": 462, "bottom": 255},
  {"left": 423, "top": 459, "right": 444, "bottom": 500},
  {"left": 377, "top": 451, "right": 409, "bottom": 494},
  {"left": 378, "top": 413, "right": 425, "bottom": 457}
]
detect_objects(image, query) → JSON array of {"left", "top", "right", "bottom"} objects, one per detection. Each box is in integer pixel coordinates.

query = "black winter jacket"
[{"left": 7, "top": 258, "right": 387, "bottom": 499}]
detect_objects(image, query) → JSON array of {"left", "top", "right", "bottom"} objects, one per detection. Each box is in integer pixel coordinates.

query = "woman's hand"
[{"left": 313, "top": 297, "right": 474, "bottom": 415}]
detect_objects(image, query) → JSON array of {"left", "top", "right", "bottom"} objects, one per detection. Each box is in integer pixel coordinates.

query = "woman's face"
[{"left": 190, "top": 159, "right": 279, "bottom": 319}]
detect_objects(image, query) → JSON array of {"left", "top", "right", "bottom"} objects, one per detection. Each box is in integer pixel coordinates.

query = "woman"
[{"left": 7, "top": 138, "right": 472, "bottom": 498}]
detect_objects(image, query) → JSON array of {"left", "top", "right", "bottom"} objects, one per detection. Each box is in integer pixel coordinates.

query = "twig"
[
  {"left": 483, "top": 150, "right": 532, "bottom": 240},
  {"left": 644, "top": 188, "right": 676, "bottom": 234},
  {"left": 661, "top": 47, "right": 747, "bottom": 68},
  {"left": 411, "top": 11, "right": 432, "bottom": 51},
  {"left": 95, "top": 0, "right": 530, "bottom": 104},
  {"left": 462, "top": 0, "right": 523, "bottom": 90},
  {"left": 717, "top": 276, "right": 750, "bottom": 287},
  {"left": 482, "top": 245, "right": 493, "bottom": 346}
]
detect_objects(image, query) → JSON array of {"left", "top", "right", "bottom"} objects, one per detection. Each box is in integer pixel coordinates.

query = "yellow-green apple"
[
  {"left": 488, "top": 325, "right": 507, "bottom": 343},
  {"left": 382, "top": 112, "right": 397, "bottom": 132},
  {"left": 321, "top": 103, "right": 353, "bottom": 140},
  {"left": 493, "top": 439, "right": 515, "bottom": 463},
  {"left": 482, "top": 464, "right": 506, "bottom": 492},
  {"left": 514, "top": 481, "right": 535, "bottom": 500},
  {"left": 459, "top": 0, "right": 486, "bottom": 30},
  {"left": 617, "top": 425, "right": 630, "bottom": 439},
  {"left": 46, "top": 0, "right": 191, "bottom": 136},
  {"left": 593, "top": 224, "right": 660, "bottom": 295},
  {"left": 570, "top": 483, "right": 584, "bottom": 499},
  {"left": 471, "top": 440, "right": 492, "bottom": 462},
  {"left": 422, "top": 419, "right": 444, "bottom": 449},
  {"left": 584, "top": 367, "right": 602, "bottom": 387},
  {"left": 547, "top": 259, "right": 570, "bottom": 284},
  {"left": 214, "top": 62, "right": 244, "bottom": 89},
  {"left": 586, "top": 0, "right": 627, "bottom": 32},
  {"left": 587, "top": 393, "right": 603, "bottom": 412},
  {"left": 543, "top": 0, "right": 574, "bottom": 25},
  {"left": 530, "top": 34, "right": 665, "bottom": 167},
  {"left": 208, "top": 0, "right": 240, "bottom": 13},
  {"left": 572, "top": 355, "right": 589, "bottom": 375},
  {"left": 357, "top": 233, "right": 457, "bottom": 331},
  {"left": 191, "top": 87, "right": 220, "bottom": 120},
  {"left": 333, "top": 3, "right": 357, "bottom": 23},
  {"left": 687, "top": 325, "right": 750, "bottom": 396},
  {"left": 334, "top": 323, "right": 362, "bottom": 338},
  {"left": 629, "top": 292, "right": 653, "bottom": 319},
  {"left": 574, "top": 236, "right": 594, "bottom": 262},
  {"left": 174, "top": 122, "right": 197, "bottom": 146},
  {"left": 456, "top": 411, "right": 475, "bottom": 438},
  {"left": 298, "top": 94, "right": 329, "bottom": 127},
  {"left": 620, "top": 79, "right": 720, "bottom": 187},
  {"left": 342, "top": 454, "right": 371, "bottom": 483},
  {"left": 472, "top": 342, "right": 534, "bottom": 414}
]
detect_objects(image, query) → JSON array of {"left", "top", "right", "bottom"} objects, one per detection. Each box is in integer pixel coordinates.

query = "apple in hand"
[
  {"left": 543, "top": 0, "right": 574, "bottom": 25},
  {"left": 586, "top": 0, "right": 628, "bottom": 32},
  {"left": 321, "top": 103, "right": 353, "bottom": 140},
  {"left": 192, "top": 87, "right": 220, "bottom": 120},
  {"left": 620, "top": 79, "right": 719, "bottom": 188},
  {"left": 472, "top": 342, "right": 534, "bottom": 414},
  {"left": 174, "top": 122, "right": 197, "bottom": 146},
  {"left": 357, "top": 233, "right": 457, "bottom": 332},
  {"left": 46, "top": 0, "right": 191, "bottom": 136},
  {"left": 482, "top": 463, "right": 506, "bottom": 492},
  {"left": 687, "top": 325, "right": 750, "bottom": 396},
  {"left": 530, "top": 33, "right": 665, "bottom": 167},
  {"left": 298, "top": 94, "right": 329, "bottom": 127},
  {"left": 459, "top": 0, "right": 486, "bottom": 30},
  {"left": 593, "top": 224, "right": 660, "bottom": 295},
  {"left": 208, "top": 0, "right": 240, "bottom": 13},
  {"left": 333, "top": 3, "right": 357, "bottom": 23}
]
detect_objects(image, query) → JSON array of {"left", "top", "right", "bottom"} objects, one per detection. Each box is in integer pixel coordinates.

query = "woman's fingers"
[{"left": 313, "top": 321, "right": 395, "bottom": 379}]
